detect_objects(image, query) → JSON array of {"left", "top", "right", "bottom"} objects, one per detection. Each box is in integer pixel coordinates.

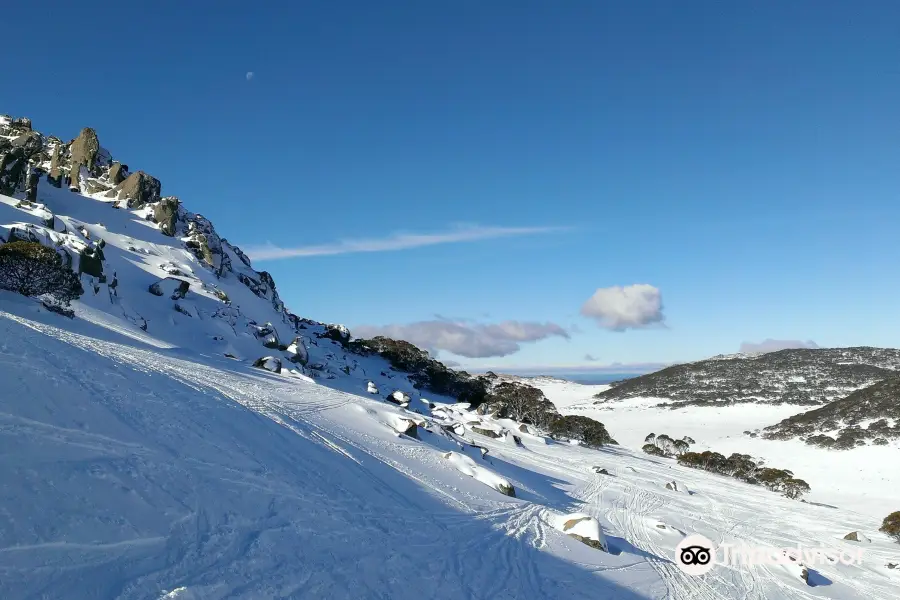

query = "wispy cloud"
[{"left": 244, "top": 224, "right": 568, "bottom": 261}]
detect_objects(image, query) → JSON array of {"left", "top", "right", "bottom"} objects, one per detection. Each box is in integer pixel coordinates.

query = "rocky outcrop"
[
  {"left": 148, "top": 277, "right": 190, "bottom": 300},
  {"left": 153, "top": 196, "right": 179, "bottom": 236},
  {"left": 252, "top": 356, "right": 282, "bottom": 374},
  {"left": 107, "top": 171, "right": 161, "bottom": 208},
  {"left": 77, "top": 247, "right": 104, "bottom": 278},
  {"left": 285, "top": 337, "right": 309, "bottom": 365},
  {"left": 25, "top": 168, "right": 43, "bottom": 202},
  {"left": 69, "top": 127, "right": 100, "bottom": 175},
  {"left": 252, "top": 323, "right": 280, "bottom": 349},
  {"left": 108, "top": 161, "right": 126, "bottom": 185},
  {"left": 0, "top": 149, "right": 27, "bottom": 195},
  {"left": 12, "top": 131, "right": 43, "bottom": 157},
  {"left": 48, "top": 144, "right": 65, "bottom": 187}
]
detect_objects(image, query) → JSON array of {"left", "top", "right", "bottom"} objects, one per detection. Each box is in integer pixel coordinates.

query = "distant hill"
[
  {"left": 761, "top": 376, "right": 900, "bottom": 448},
  {"left": 593, "top": 347, "right": 900, "bottom": 408}
]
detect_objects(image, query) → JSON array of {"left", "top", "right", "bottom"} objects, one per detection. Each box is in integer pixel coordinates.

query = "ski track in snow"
[{"left": 1, "top": 309, "right": 898, "bottom": 599}]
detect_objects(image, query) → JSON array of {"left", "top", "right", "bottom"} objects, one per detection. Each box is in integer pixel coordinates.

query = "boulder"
[
  {"left": 108, "top": 161, "right": 127, "bottom": 185},
  {"left": 394, "top": 417, "right": 419, "bottom": 439},
  {"left": 285, "top": 337, "right": 309, "bottom": 365},
  {"left": 11, "top": 131, "right": 43, "bottom": 157},
  {"left": 253, "top": 323, "right": 280, "bottom": 349},
  {"left": 0, "top": 148, "right": 28, "bottom": 195},
  {"left": 665, "top": 480, "right": 688, "bottom": 493},
  {"left": 592, "top": 466, "right": 611, "bottom": 475},
  {"left": 69, "top": 127, "right": 100, "bottom": 174},
  {"left": 472, "top": 425, "right": 503, "bottom": 439},
  {"left": 386, "top": 390, "right": 411, "bottom": 407},
  {"left": 367, "top": 381, "right": 379, "bottom": 394},
  {"left": 553, "top": 513, "right": 609, "bottom": 552},
  {"left": 77, "top": 247, "right": 104, "bottom": 278},
  {"left": 107, "top": 170, "right": 161, "bottom": 208},
  {"left": 153, "top": 196, "right": 180, "bottom": 236},
  {"left": 24, "top": 167, "right": 43, "bottom": 202},
  {"left": 48, "top": 144, "right": 65, "bottom": 187},
  {"left": 148, "top": 277, "right": 190, "bottom": 300},
  {"left": 252, "top": 356, "right": 282, "bottom": 374},
  {"left": 843, "top": 531, "right": 871, "bottom": 543}
]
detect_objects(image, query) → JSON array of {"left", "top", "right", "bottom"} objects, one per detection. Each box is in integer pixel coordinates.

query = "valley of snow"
[{"left": 535, "top": 377, "right": 900, "bottom": 521}]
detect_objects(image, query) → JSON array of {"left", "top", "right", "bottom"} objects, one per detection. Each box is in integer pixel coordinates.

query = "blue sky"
[{"left": 6, "top": 1, "right": 899, "bottom": 373}]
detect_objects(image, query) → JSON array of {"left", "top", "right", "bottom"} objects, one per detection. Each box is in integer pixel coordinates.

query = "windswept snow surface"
[{"left": 2, "top": 301, "right": 899, "bottom": 599}]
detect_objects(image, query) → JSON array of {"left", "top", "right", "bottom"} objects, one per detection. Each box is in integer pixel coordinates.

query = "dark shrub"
[
  {"left": 880, "top": 511, "right": 900, "bottom": 543},
  {"left": 0, "top": 241, "right": 83, "bottom": 304},
  {"left": 479, "top": 381, "right": 557, "bottom": 429},
  {"left": 549, "top": 415, "right": 617, "bottom": 448}
]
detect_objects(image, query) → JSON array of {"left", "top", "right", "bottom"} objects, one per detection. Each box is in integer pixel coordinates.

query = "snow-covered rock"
[
  {"left": 441, "top": 451, "right": 515, "bottom": 497},
  {"left": 252, "top": 356, "right": 282, "bottom": 373},
  {"left": 387, "top": 390, "right": 410, "bottom": 407},
  {"left": 550, "top": 513, "right": 608, "bottom": 552},
  {"left": 367, "top": 381, "right": 379, "bottom": 394},
  {"left": 285, "top": 336, "right": 309, "bottom": 365},
  {"left": 843, "top": 531, "right": 871, "bottom": 543}
]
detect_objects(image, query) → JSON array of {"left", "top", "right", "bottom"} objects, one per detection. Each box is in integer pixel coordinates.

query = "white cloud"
[
  {"left": 580, "top": 284, "right": 665, "bottom": 330},
  {"left": 352, "top": 319, "right": 570, "bottom": 359},
  {"left": 243, "top": 224, "right": 567, "bottom": 261},
  {"left": 739, "top": 339, "right": 819, "bottom": 354},
  {"left": 246, "top": 71, "right": 254, "bottom": 81}
]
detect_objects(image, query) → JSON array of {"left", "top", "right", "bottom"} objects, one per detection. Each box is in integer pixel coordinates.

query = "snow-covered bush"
[{"left": 0, "top": 241, "right": 83, "bottom": 305}]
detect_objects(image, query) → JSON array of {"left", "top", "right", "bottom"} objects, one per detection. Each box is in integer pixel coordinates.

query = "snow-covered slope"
[{"left": 3, "top": 301, "right": 899, "bottom": 599}]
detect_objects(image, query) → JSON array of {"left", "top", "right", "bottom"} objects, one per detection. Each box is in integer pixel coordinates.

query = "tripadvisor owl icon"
[{"left": 675, "top": 534, "right": 716, "bottom": 575}]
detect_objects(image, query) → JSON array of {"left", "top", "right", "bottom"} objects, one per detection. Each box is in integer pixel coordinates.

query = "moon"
[{"left": 246, "top": 71, "right": 254, "bottom": 81}]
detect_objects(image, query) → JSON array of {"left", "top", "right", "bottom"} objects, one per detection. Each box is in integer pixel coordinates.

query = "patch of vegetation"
[
  {"left": 762, "top": 378, "right": 900, "bottom": 448},
  {"left": 677, "top": 450, "right": 810, "bottom": 499},
  {"left": 0, "top": 241, "right": 84, "bottom": 305},
  {"left": 477, "top": 381, "right": 557, "bottom": 429},
  {"left": 880, "top": 511, "right": 900, "bottom": 543},
  {"left": 642, "top": 433, "right": 692, "bottom": 457},
  {"left": 548, "top": 415, "right": 617, "bottom": 448},
  {"left": 349, "top": 336, "right": 490, "bottom": 407}
]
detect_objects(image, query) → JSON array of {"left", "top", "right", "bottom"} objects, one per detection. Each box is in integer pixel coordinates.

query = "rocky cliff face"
[{"left": 0, "top": 114, "right": 351, "bottom": 376}]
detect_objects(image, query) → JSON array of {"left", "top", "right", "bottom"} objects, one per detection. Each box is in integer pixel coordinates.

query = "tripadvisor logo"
[
  {"left": 675, "top": 535, "right": 716, "bottom": 575},
  {"left": 674, "top": 534, "right": 865, "bottom": 576}
]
